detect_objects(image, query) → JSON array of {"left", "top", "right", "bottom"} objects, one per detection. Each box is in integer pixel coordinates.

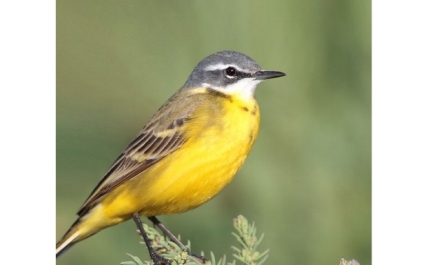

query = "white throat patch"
[{"left": 203, "top": 78, "right": 262, "bottom": 101}]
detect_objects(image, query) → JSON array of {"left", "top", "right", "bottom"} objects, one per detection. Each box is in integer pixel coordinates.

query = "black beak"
[{"left": 254, "top": 70, "right": 286, "bottom": 80}]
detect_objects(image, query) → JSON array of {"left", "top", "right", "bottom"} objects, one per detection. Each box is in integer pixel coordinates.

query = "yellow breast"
[{"left": 102, "top": 91, "right": 260, "bottom": 219}]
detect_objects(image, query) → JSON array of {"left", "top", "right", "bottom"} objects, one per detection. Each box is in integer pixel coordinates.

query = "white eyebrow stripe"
[{"left": 204, "top": 63, "right": 249, "bottom": 73}]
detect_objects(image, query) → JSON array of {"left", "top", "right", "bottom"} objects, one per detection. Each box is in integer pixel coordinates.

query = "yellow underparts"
[{"left": 77, "top": 90, "right": 260, "bottom": 240}]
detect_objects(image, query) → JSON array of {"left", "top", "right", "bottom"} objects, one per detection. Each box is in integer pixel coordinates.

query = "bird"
[{"left": 56, "top": 50, "right": 285, "bottom": 264}]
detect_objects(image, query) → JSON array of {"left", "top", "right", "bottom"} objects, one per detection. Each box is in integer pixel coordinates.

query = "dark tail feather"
[{"left": 56, "top": 218, "right": 82, "bottom": 258}]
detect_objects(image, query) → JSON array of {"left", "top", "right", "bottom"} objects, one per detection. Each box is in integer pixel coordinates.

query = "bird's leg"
[
  {"left": 148, "top": 216, "right": 206, "bottom": 263},
  {"left": 132, "top": 213, "right": 171, "bottom": 265},
  {"left": 148, "top": 216, "right": 185, "bottom": 248}
]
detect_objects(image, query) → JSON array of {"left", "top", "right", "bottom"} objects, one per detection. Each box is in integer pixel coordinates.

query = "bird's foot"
[{"left": 150, "top": 251, "right": 171, "bottom": 265}]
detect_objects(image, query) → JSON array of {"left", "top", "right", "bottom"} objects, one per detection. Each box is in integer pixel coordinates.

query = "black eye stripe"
[
  {"left": 236, "top": 71, "right": 253, "bottom": 78},
  {"left": 208, "top": 69, "right": 253, "bottom": 79}
]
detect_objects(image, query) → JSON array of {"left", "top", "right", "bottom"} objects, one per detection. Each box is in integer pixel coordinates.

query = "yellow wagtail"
[{"left": 56, "top": 50, "right": 285, "bottom": 264}]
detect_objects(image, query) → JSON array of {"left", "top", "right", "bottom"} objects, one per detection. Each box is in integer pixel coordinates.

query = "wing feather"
[{"left": 76, "top": 91, "right": 198, "bottom": 215}]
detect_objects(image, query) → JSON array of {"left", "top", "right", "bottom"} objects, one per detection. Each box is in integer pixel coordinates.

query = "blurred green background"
[{"left": 56, "top": 1, "right": 370, "bottom": 265}]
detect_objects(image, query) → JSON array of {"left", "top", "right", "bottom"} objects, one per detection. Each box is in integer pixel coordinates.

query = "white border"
[
  {"left": 0, "top": 1, "right": 55, "bottom": 263},
  {"left": 373, "top": 0, "right": 430, "bottom": 264}
]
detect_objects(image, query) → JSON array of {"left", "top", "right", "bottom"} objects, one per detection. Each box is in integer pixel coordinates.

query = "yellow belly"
[{"left": 101, "top": 96, "right": 260, "bottom": 220}]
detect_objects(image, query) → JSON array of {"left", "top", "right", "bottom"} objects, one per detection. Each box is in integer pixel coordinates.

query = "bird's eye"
[{"left": 225, "top": 67, "right": 237, "bottom": 78}]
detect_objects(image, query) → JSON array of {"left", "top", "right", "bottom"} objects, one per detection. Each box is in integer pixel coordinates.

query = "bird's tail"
[
  {"left": 57, "top": 205, "right": 120, "bottom": 258},
  {"left": 56, "top": 218, "right": 82, "bottom": 258}
]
